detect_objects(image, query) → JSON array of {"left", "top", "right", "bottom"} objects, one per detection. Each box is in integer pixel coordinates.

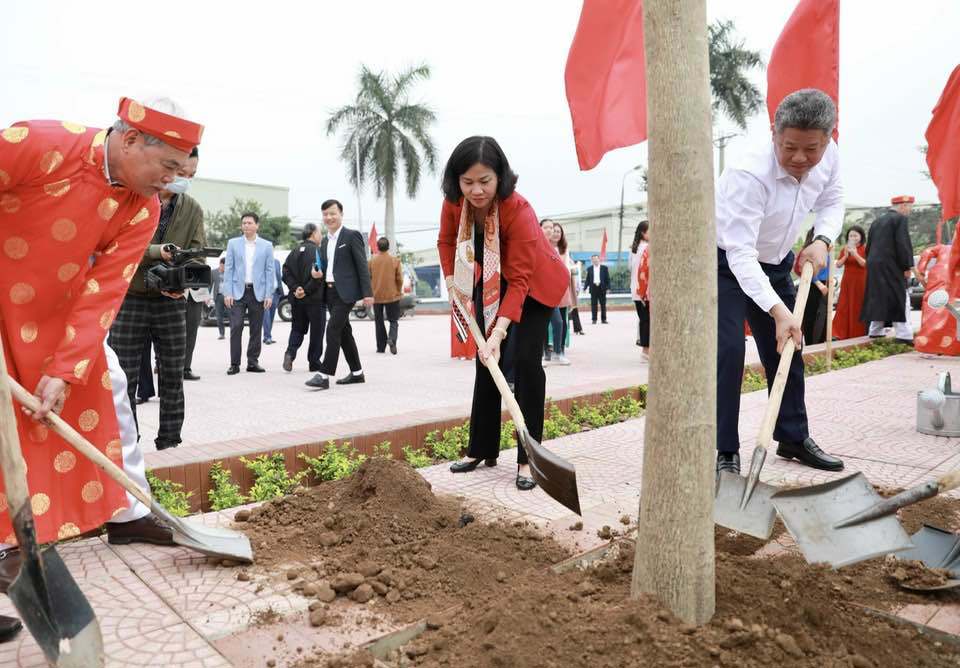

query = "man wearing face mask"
[{"left": 109, "top": 145, "right": 205, "bottom": 451}]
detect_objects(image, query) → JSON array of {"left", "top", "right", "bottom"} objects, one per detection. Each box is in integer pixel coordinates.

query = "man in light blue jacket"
[{"left": 222, "top": 212, "right": 276, "bottom": 374}]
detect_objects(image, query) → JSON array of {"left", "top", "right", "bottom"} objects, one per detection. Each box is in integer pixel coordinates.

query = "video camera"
[{"left": 145, "top": 245, "right": 223, "bottom": 293}]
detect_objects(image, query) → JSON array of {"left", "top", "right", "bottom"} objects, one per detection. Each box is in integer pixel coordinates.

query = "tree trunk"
[
  {"left": 384, "top": 178, "right": 396, "bottom": 252},
  {"left": 632, "top": 0, "right": 716, "bottom": 625}
]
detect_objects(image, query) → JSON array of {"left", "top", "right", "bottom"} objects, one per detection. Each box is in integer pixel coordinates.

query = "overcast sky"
[{"left": 3, "top": 1, "right": 957, "bottom": 249}]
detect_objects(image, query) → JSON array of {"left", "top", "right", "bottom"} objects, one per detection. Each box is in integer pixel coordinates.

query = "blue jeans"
[{"left": 262, "top": 294, "right": 281, "bottom": 342}]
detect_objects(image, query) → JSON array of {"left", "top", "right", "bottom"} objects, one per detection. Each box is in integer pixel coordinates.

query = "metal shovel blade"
[
  {"left": 519, "top": 427, "right": 581, "bottom": 516},
  {"left": 150, "top": 500, "right": 254, "bottom": 564},
  {"left": 892, "top": 524, "right": 960, "bottom": 592},
  {"left": 714, "top": 471, "right": 778, "bottom": 539},
  {"left": 771, "top": 472, "right": 913, "bottom": 568},
  {"left": 9, "top": 545, "right": 103, "bottom": 668}
]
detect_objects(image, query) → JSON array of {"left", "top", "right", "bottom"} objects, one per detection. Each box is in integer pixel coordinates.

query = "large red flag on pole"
[
  {"left": 927, "top": 65, "right": 960, "bottom": 223},
  {"left": 766, "top": 0, "right": 840, "bottom": 140},
  {"left": 564, "top": 0, "right": 646, "bottom": 171},
  {"left": 599, "top": 229, "right": 609, "bottom": 263},
  {"left": 368, "top": 223, "right": 379, "bottom": 255}
]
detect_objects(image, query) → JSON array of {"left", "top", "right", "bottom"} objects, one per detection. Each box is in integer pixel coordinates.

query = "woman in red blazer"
[{"left": 438, "top": 136, "right": 568, "bottom": 490}]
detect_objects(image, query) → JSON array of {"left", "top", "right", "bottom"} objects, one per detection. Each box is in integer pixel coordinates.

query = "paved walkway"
[{"left": 0, "top": 350, "right": 956, "bottom": 666}]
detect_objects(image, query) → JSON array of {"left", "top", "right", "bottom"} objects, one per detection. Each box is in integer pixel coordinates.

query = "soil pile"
[{"left": 240, "top": 457, "right": 570, "bottom": 621}]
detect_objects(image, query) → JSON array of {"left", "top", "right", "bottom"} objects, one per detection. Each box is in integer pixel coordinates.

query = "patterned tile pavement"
[{"left": 8, "top": 345, "right": 960, "bottom": 666}]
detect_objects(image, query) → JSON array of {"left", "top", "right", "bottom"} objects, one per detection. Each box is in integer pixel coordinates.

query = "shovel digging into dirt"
[
  {"left": 0, "top": 340, "right": 103, "bottom": 667},
  {"left": 714, "top": 262, "right": 814, "bottom": 539},
  {"left": 451, "top": 295, "right": 581, "bottom": 515},
  {"left": 893, "top": 525, "right": 960, "bottom": 591},
  {"left": 8, "top": 378, "right": 254, "bottom": 564}
]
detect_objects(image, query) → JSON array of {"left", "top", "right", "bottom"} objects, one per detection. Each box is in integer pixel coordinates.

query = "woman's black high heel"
[
  {"left": 516, "top": 466, "right": 537, "bottom": 490},
  {"left": 450, "top": 458, "right": 497, "bottom": 473}
]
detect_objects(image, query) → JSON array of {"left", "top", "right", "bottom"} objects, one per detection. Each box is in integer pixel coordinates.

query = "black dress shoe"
[
  {"left": 183, "top": 370, "right": 201, "bottom": 381},
  {"left": 227, "top": 365, "right": 240, "bottom": 375},
  {"left": 776, "top": 437, "right": 844, "bottom": 471},
  {"left": 246, "top": 364, "right": 266, "bottom": 373},
  {"left": 0, "top": 615, "right": 21, "bottom": 643},
  {"left": 283, "top": 353, "right": 294, "bottom": 372},
  {"left": 449, "top": 458, "right": 497, "bottom": 473},
  {"left": 336, "top": 372, "right": 365, "bottom": 385},
  {"left": 516, "top": 469, "right": 537, "bottom": 490},
  {"left": 106, "top": 513, "right": 175, "bottom": 546},
  {"left": 389, "top": 341, "right": 397, "bottom": 355},
  {"left": 136, "top": 396, "right": 150, "bottom": 405},
  {"left": 305, "top": 374, "right": 329, "bottom": 390},
  {"left": 716, "top": 452, "right": 741, "bottom": 475},
  {"left": 894, "top": 338, "right": 914, "bottom": 346}
]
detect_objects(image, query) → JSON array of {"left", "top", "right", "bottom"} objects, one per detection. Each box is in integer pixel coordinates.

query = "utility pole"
[
  {"left": 713, "top": 132, "right": 738, "bottom": 175},
  {"left": 617, "top": 164, "right": 644, "bottom": 269},
  {"left": 632, "top": 0, "right": 716, "bottom": 625}
]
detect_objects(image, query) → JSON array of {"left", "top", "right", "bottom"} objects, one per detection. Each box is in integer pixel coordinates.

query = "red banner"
[
  {"left": 369, "top": 223, "right": 379, "bottom": 255},
  {"left": 926, "top": 65, "right": 960, "bottom": 222}
]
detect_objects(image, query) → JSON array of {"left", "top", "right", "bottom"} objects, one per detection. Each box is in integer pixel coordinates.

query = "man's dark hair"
[
  {"left": 441, "top": 136, "right": 518, "bottom": 204},
  {"left": 240, "top": 211, "right": 259, "bottom": 224},
  {"left": 321, "top": 199, "right": 343, "bottom": 213},
  {"left": 189, "top": 146, "right": 199, "bottom": 159},
  {"left": 773, "top": 88, "right": 837, "bottom": 135},
  {"left": 301, "top": 223, "right": 318, "bottom": 240},
  {"left": 376, "top": 237, "right": 390, "bottom": 252},
  {"left": 591, "top": 254, "right": 600, "bottom": 259}
]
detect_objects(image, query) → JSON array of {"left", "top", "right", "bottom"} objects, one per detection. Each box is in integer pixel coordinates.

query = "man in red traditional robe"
[{"left": 0, "top": 97, "right": 203, "bottom": 640}]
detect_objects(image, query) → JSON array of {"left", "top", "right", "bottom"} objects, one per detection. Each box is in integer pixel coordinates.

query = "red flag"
[
  {"left": 599, "top": 229, "right": 609, "bottom": 263},
  {"left": 766, "top": 0, "right": 840, "bottom": 140},
  {"left": 564, "top": 0, "right": 646, "bottom": 171},
  {"left": 369, "top": 223, "right": 379, "bottom": 255},
  {"left": 926, "top": 65, "right": 960, "bottom": 222}
]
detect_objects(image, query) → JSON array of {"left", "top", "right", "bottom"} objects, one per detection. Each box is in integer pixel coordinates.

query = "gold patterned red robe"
[
  {"left": 916, "top": 242, "right": 960, "bottom": 355},
  {"left": 0, "top": 120, "right": 160, "bottom": 544}
]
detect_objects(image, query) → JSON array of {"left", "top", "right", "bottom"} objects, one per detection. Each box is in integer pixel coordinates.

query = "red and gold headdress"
[{"left": 116, "top": 97, "right": 203, "bottom": 153}]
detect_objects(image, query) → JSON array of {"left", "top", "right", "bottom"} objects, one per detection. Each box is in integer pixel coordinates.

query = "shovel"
[
  {"left": 0, "top": 339, "right": 103, "bottom": 667},
  {"left": 894, "top": 525, "right": 960, "bottom": 591},
  {"left": 8, "top": 379, "right": 254, "bottom": 564},
  {"left": 451, "top": 295, "right": 581, "bottom": 515},
  {"left": 714, "top": 262, "right": 814, "bottom": 539}
]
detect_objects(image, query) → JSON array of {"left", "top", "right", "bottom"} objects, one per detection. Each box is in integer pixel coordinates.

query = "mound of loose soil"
[{"left": 237, "top": 459, "right": 960, "bottom": 668}]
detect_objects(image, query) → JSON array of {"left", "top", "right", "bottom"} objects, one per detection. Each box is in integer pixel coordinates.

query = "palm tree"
[
  {"left": 327, "top": 64, "right": 438, "bottom": 249},
  {"left": 708, "top": 20, "right": 763, "bottom": 129}
]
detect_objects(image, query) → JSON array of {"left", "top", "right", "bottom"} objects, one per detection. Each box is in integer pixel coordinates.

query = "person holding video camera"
[{"left": 109, "top": 146, "right": 204, "bottom": 451}]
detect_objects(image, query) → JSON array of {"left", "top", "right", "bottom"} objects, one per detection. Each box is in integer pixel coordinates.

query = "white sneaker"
[{"left": 555, "top": 354, "right": 571, "bottom": 366}]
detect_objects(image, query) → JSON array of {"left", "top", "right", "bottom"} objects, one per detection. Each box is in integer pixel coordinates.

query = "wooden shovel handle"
[
  {"left": 7, "top": 377, "right": 155, "bottom": 510},
  {"left": 451, "top": 295, "right": 528, "bottom": 435},
  {"left": 0, "top": 336, "right": 31, "bottom": 518},
  {"left": 757, "top": 262, "right": 815, "bottom": 450}
]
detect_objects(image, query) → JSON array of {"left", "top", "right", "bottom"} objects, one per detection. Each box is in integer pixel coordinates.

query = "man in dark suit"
[
  {"left": 283, "top": 223, "right": 326, "bottom": 372},
  {"left": 306, "top": 200, "right": 374, "bottom": 390},
  {"left": 583, "top": 254, "right": 610, "bottom": 324}
]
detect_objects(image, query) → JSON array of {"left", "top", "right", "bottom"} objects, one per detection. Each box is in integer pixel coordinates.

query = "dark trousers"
[
  {"left": 717, "top": 249, "right": 808, "bottom": 453},
  {"left": 184, "top": 297, "right": 202, "bottom": 372},
  {"left": 634, "top": 300, "right": 650, "bottom": 347},
  {"left": 108, "top": 294, "right": 187, "bottom": 449},
  {"left": 545, "top": 307, "right": 566, "bottom": 355},
  {"left": 374, "top": 301, "right": 401, "bottom": 352},
  {"left": 137, "top": 337, "right": 155, "bottom": 401},
  {"left": 214, "top": 295, "right": 227, "bottom": 336},
  {"left": 263, "top": 294, "right": 281, "bottom": 342},
  {"left": 287, "top": 300, "right": 326, "bottom": 371},
  {"left": 229, "top": 286, "right": 264, "bottom": 366},
  {"left": 467, "top": 295, "right": 553, "bottom": 466},
  {"left": 320, "top": 288, "right": 361, "bottom": 375},
  {"left": 589, "top": 285, "right": 608, "bottom": 322},
  {"left": 570, "top": 306, "right": 583, "bottom": 333}
]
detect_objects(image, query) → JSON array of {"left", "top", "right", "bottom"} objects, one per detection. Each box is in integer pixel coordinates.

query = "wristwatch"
[{"left": 813, "top": 234, "right": 833, "bottom": 248}]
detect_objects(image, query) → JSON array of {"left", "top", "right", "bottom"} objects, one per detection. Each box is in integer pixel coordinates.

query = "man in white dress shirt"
[{"left": 715, "top": 88, "right": 845, "bottom": 475}]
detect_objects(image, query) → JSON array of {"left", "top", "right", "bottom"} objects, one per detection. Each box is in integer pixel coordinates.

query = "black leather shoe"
[
  {"left": 776, "top": 437, "right": 844, "bottom": 471},
  {"left": 516, "top": 471, "right": 537, "bottom": 490},
  {"left": 106, "top": 513, "right": 175, "bottom": 546},
  {"left": 246, "top": 364, "right": 266, "bottom": 373},
  {"left": 449, "top": 458, "right": 497, "bottom": 473},
  {"left": 389, "top": 341, "right": 397, "bottom": 355},
  {"left": 0, "top": 615, "right": 21, "bottom": 643},
  {"left": 305, "top": 374, "right": 329, "bottom": 390},
  {"left": 183, "top": 370, "right": 201, "bottom": 381},
  {"left": 336, "top": 372, "right": 365, "bottom": 385},
  {"left": 283, "top": 353, "right": 294, "bottom": 372},
  {"left": 716, "top": 452, "right": 741, "bottom": 475},
  {"left": 894, "top": 338, "right": 914, "bottom": 346},
  {"left": 155, "top": 442, "right": 179, "bottom": 451},
  {"left": 227, "top": 365, "right": 240, "bottom": 375},
  {"left": 136, "top": 396, "right": 150, "bottom": 405}
]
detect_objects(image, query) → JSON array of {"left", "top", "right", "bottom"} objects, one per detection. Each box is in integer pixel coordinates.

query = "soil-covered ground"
[{"left": 234, "top": 458, "right": 960, "bottom": 667}]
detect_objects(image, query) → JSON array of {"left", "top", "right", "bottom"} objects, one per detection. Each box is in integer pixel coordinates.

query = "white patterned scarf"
[{"left": 451, "top": 200, "right": 501, "bottom": 339}]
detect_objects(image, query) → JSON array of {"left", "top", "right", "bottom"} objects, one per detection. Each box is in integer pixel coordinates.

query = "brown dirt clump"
[
  {"left": 714, "top": 519, "right": 787, "bottom": 557},
  {"left": 886, "top": 560, "right": 955, "bottom": 589}
]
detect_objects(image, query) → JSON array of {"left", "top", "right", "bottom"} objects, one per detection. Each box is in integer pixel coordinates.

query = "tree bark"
[
  {"left": 632, "top": 0, "right": 716, "bottom": 625},
  {"left": 384, "top": 178, "right": 396, "bottom": 251}
]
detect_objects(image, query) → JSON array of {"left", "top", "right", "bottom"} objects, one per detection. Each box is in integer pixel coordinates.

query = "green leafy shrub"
[
  {"left": 300, "top": 442, "right": 366, "bottom": 482},
  {"left": 373, "top": 441, "right": 393, "bottom": 459},
  {"left": 543, "top": 403, "right": 578, "bottom": 440},
  {"left": 147, "top": 472, "right": 192, "bottom": 517},
  {"left": 208, "top": 462, "right": 245, "bottom": 511},
  {"left": 424, "top": 423, "right": 469, "bottom": 461},
  {"left": 402, "top": 445, "right": 433, "bottom": 468},
  {"left": 242, "top": 453, "right": 307, "bottom": 501},
  {"left": 499, "top": 420, "right": 516, "bottom": 450}
]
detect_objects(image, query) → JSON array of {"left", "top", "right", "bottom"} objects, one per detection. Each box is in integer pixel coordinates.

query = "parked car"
[
  {"left": 201, "top": 294, "right": 292, "bottom": 326},
  {"left": 909, "top": 277, "right": 924, "bottom": 310}
]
